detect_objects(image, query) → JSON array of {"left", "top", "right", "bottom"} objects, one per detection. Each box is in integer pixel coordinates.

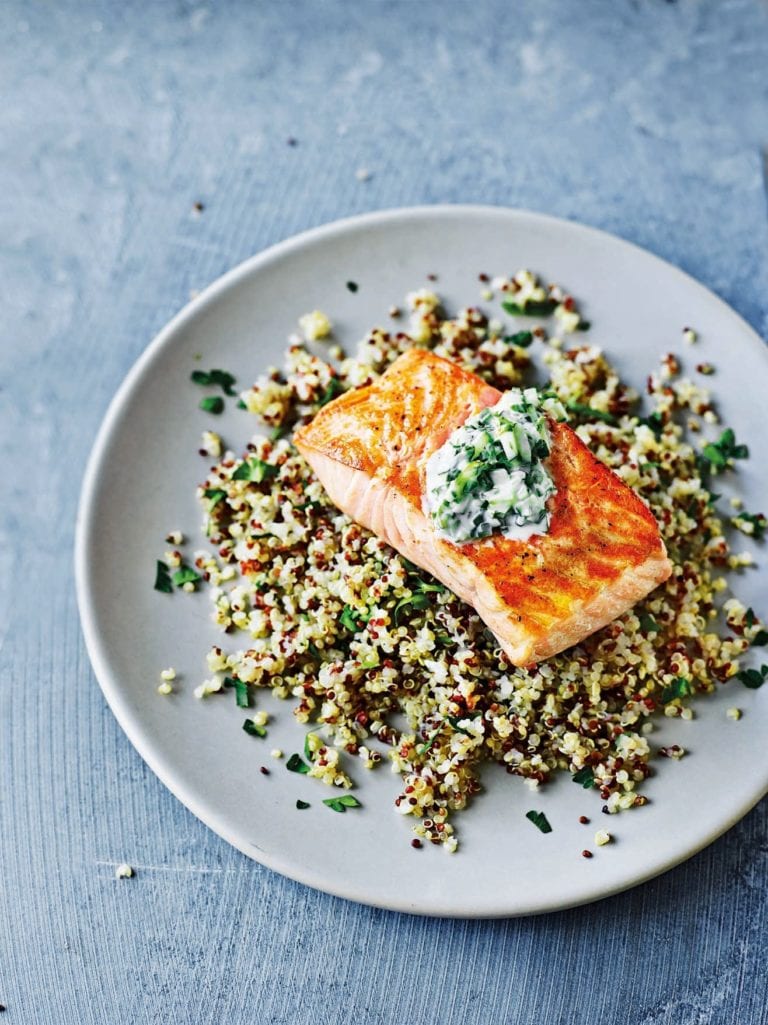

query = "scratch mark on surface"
[{"left": 95, "top": 860, "right": 229, "bottom": 874}]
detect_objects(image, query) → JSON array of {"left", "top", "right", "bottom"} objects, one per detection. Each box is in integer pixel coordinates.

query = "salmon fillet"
[{"left": 293, "top": 349, "right": 672, "bottom": 665}]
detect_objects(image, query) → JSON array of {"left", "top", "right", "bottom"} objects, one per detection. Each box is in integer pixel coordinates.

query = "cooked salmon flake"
[{"left": 183, "top": 277, "right": 763, "bottom": 851}]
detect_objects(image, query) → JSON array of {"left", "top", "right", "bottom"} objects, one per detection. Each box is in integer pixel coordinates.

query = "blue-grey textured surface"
[{"left": 3, "top": 1, "right": 768, "bottom": 1023}]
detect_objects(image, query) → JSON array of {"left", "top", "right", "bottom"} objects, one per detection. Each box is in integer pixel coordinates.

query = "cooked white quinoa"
[{"left": 183, "top": 270, "right": 764, "bottom": 852}]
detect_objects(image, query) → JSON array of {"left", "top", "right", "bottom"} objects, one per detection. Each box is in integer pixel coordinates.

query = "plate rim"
[{"left": 75, "top": 203, "right": 768, "bottom": 918}]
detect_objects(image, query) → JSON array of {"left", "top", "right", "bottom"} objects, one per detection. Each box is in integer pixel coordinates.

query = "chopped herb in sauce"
[{"left": 425, "top": 387, "right": 566, "bottom": 544}]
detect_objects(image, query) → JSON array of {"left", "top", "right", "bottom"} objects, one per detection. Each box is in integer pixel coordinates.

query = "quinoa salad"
[{"left": 154, "top": 270, "right": 767, "bottom": 855}]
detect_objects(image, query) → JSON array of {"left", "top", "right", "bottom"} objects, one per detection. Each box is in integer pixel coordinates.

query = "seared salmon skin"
[{"left": 294, "top": 349, "right": 672, "bottom": 665}]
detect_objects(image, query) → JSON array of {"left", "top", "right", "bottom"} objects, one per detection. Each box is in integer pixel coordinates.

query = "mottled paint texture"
[{"left": 2, "top": 1, "right": 768, "bottom": 1023}]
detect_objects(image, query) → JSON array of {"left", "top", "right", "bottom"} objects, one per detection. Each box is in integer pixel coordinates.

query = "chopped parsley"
[
  {"left": 565, "top": 401, "right": 619, "bottom": 425},
  {"left": 286, "top": 753, "right": 310, "bottom": 774},
  {"left": 340, "top": 605, "right": 371, "bottom": 632},
  {"left": 502, "top": 298, "right": 557, "bottom": 317},
  {"left": 243, "top": 719, "right": 267, "bottom": 738},
  {"left": 323, "top": 795, "right": 361, "bottom": 813},
  {"left": 661, "top": 677, "right": 693, "bottom": 703},
  {"left": 232, "top": 458, "right": 279, "bottom": 483},
  {"left": 224, "top": 676, "right": 250, "bottom": 708},
  {"left": 154, "top": 560, "right": 173, "bottom": 593},
  {"left": 318, "top": 378, "right": 345, "bottom": 407},
  {"left": 571, "top": 767, "right": 596, "bottom": 789},
  {"left": 504, "top": 330, "right": 534, "bottom": 348},
  {"left": 190, "top": 368, "right": 237, "bottom": 395},
  {"left": 639, "top": 411, "right": 665, "bottom": 438},
  {"left": 738, "top": 665, "right": 768, "bottom": 689},
  {"left": 639, "top": 612, "right": 660, "bottom": 634},
  {"left": 203, "top": 488, "right": 227, "bottom": 511},
  {"left": 701, "top": 428, "right": 749, "bottom": 469},
  {"left": 296, "top": 800, "right": 310, "bottom": 810},
  {"left": 171, "top": 566, "right": 201, "bottom": 587},
  {"left": 393, "top": 592, "right": 431, "bottom": 623},
  {"left": 346, "top": 280, "right": 359, "bottom": 293},
  {"left": 526, "top": 810, "right": 552, "bottom": 833},
  {"left": 199, "top": 395, "right": 225, "bottom": 415},
  {"left": 732, "top": 511, "right": 767, "bottom": 541}
]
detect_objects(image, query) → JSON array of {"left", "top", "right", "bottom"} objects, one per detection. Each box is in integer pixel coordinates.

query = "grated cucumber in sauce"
[{"left": 425, "top": 387, "right": 566, "bottom": 544}]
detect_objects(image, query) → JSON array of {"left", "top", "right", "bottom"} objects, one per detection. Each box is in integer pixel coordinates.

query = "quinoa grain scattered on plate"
[{"left": 165, "top": 271, "right": 766, "bottom": 852}]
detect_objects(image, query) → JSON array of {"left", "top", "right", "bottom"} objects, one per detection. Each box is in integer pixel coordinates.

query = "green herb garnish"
[
  {"left": 504, "top": 330, "right": 534, "bottom": 348},
  {"left": 661, "top": 677, "right": 692, "bottom": 703},
  {"left": 203, "top": 488, "right": 227, "bottom": 511},
  {"left": 393, "top": 592, "right": 431, "bottom": 624},
  {"left": 502, "top": 298, "right": 557, "bottom": 317},
  {"left": 571, "top": 767, "right": 596, "bottom": 789},
  {"left": 199, "top": 395, "right": 225, "bottom": 414},
  {"left": 738, "top": 665, "right": 768, "bottom": 689},
  {"left": 526, "top": 810, "right": 552, "bottom": 833},
  {"left": 639, "top": 613, "right": 660, "bottom": 634},
  {"left": 191, "top": 369, "right": 237, "bottom": 395},
  {"left": 154, "top": 560, "right": 173, "bottom": 593},
  {"left": 323, "top": 795, "right": 361, "bottom": 813},
  {"left": 565, "top": 401, "right": 619, "bottom": 425},
  {"left": 732, "top": 511, "right": 767, "bottom": 540},
  {"left": 346, "top": 281, "right": 358, "bottom": 293},
  {"left": 701, "top": 428, "right": 749, "bottom": 469},
  {"left": 752, "top": 631, "right": 768, "bottom": 647},
  {"left": 286, "top": 753, "right": 310, "bottom": 774},
  {"left": 416, "top": 729, "right": 441, "bottom": 756},
  {"left": 576, "top": 320, "right": 591, "bottom": 331},
  {"left": 296, "top": 800, "right": 310, "bottom": 810},
  {"left": 243, "top": 719, "right": 267, "bottom": 738},
  {"left": 232, "top": 458, "right": 279, "bottom": 483},
  {"left": 172, "top": 566, "right": 202, "bottom": 587},
  {"left": 224, "top": 676, "right": 250, "bottom": 708},
  {"left": 640, "top": 412, "right": 665, "bottom": 438},
  {"left": 340, "top": 605, "right": 363, "bottom": 632},
  {"left": 318, "top": 378, "right": 345, "bottom": 407}
]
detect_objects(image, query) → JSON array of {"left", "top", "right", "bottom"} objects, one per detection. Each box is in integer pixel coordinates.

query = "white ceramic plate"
[{"left": 76, "top": 206, "right": 768, "bottom": 917}]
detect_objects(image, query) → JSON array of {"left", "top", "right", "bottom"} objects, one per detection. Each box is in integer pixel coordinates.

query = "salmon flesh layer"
[{"left": 293, "top": 349, "right": 672, "bottom": 666}]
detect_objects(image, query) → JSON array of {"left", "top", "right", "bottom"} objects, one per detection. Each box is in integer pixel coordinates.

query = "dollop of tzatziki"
[{"left": 425, "top": 387, "right": 567, "bottom": 544}]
